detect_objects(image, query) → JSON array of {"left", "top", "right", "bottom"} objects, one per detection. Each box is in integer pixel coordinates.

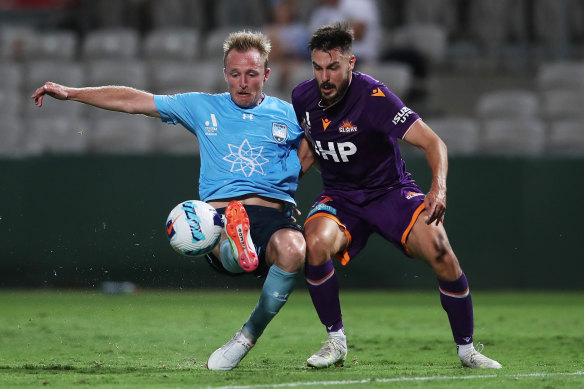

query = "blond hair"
[{"left": 223, "top": 30, "right": 271, "bottom": 69}]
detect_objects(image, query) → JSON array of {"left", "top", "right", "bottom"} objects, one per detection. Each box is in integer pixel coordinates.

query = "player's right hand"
[{"left": 31, "top": 82, "right": 69, "bottom": 107}]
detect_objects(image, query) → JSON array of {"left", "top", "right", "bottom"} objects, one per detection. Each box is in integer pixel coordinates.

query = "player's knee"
[
  {"left": 270, "top": 231, "right": 306, "bottom": 272},
  {"left": 430, "top": 240, "right": 460, "bottom": 279},
  {"left": 304, "top": 232, "right": 332, "bottom": 265}
]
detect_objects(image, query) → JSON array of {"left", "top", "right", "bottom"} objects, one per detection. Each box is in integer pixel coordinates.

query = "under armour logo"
[{"left": 242, "top": 114, "right": 254, "bottom": 120}]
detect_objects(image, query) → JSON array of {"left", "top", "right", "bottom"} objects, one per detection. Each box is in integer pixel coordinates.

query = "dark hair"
[{"left": 308, "top": 22, "right": 354, "bottom": 54}]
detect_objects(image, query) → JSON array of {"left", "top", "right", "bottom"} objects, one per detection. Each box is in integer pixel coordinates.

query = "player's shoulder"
[
  {"left": 291, "top": 78, "right": 318, "bottom": 103},
  {"left": 353, "top": 71, "right": 407, "bottom": 109},
  {"left": 261, "top": 94, "right": 296, "bottom": 114},
  {"left": 165, "top": 91, "right": 226, "bottom": 103},
  {"left": 264, "top": 94, "right": 293, "bottom": 107},
  {"left": 352, "top": 72, "right": 387, "bottom": 97}
]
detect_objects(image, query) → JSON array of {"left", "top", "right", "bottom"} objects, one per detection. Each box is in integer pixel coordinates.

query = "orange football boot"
[{"left": 224, "top": 201, "right": 258, "bottom": 272}]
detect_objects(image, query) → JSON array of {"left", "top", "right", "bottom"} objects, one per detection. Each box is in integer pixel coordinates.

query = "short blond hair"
[{"left": 223, "top": 30, "right": 271, "bottom": 69}]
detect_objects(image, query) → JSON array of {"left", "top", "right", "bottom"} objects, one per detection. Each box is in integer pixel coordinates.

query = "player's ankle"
[
  {"left": 457, "top": 343, "right": 474, "bottom": 358},
  {"left": 328, "top": 328, "right": 346, "bottom": 343},
  {"left": 241, "top": 325, "right": 258, "bottom": 344}
]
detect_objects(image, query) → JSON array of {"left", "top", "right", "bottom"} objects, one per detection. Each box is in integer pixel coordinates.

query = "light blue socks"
[
  {"left": 243, "top": 265, "right": 297, "bottom": 341},
  {"left": 220, "top": 239, "right": 243, "bottom": 273}
]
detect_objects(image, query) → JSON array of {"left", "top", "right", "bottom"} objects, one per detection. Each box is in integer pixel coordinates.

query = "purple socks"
[
  {"left": 305, "top": 259, "right": 343, "bottom": 332},
  {"left": 439, "top": 273, "right": 474, "bottom": 345}
]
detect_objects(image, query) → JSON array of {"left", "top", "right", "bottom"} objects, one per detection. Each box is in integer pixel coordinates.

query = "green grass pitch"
[{"left": 0, "top": 289, "right": 582, "bottom": 388}]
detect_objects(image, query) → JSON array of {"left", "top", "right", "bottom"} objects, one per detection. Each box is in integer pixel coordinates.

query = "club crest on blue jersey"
[{"left": 272, "top": 122, "right": 288, "bottom": 143}]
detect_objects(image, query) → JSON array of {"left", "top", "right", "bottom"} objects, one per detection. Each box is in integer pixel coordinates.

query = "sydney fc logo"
[{"left": 272, "top": 123, "right": 288, "bottom": 143}]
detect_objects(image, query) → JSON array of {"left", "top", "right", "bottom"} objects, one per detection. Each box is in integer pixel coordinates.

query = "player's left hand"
[
  {"left": 290, "top": 207, "right": 301, "bottom": 223},
  {"left": 424, "top": 189, "right": 446, "bottom": 226}
]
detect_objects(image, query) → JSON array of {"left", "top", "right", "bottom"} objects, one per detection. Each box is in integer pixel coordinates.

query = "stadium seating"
[
  {"left": 26, "top": 116, "right": 90, "bottom": 154},
  {"left": 21, "top": 30, "right": 78, "bottom": 61},
  {"left": 261, "top": 62, "right": 286, "bottom": 100},
  {"left": 147, "top": 0, "right": 205, "bottom": 29},
  {"left": 143, "top": 28, "right": 200, "bottom": 61},
  {"left": 0, "top": 86, "right": 23, "bottom": 117},
  {"left": 82, "top": 28, "right": 139, "bottom": 60},
  {"left": 547, "top": 119, "right": 584, "bottom": 155},
  {"left": 23, "top": 60, "right": 85, "bottom": 96},
  {"left": 285, "top": 64, "right": 315, "bottom": 91},
  {"left": 0, "top": 62, "right": 22, "bottom": 89},
  {"left": 536, "top": 61, "right": 584, "bottom": 91},
  {"left": 467, "top": 0, "right": 512, "bottom": 55},
  {"left": 480, "top": 117, "right": 547, "bottom": 155},
  {"left": 0, "top": 118, "right": 25, "bottom": 157},
  {"left": 358, "top": 62, "right": 413, "bottom": 98},
  {"left": 425, "top": 116, "right": 480, "bottom": 155},
  {"left": 85, "top": 59, "right": 148, "bottom": 97},
  {"left": 2, "top": 1, "right": 584, "bottom": 157},
  {"left": 24, "top": 91, "right": 86, "bottom": 119},
  {"left": 203, "top": 27, "right": 238, "bottom": 59},
  {"left": 532, "top": 0, "right": 571, "bottom": 58},
  {"left": 214, "top": 0, "right": 269, "bottom": 28},
  {"left": 85, "top": 0, "right": 129, "bottom": 29},
  {"left": 476, "top": 89, "right": 539, "bottom": 119},
  {"left": 403, "top": 0, "right": 458, "bottom": 36},
  {"left": 541, "top": 89, "right": 584, "bottom": 120},
  {"left": 148, "top": 60, "right": 222, "bottom": 95},
  {"left": 390, "top": 23, "right": 448, "bottom": 64},
  {"left": 0, "top": 26, "right": 35, "bottom": 61},
  {"left": 88, "top": 114, "right": 157, "bottom": 154}
]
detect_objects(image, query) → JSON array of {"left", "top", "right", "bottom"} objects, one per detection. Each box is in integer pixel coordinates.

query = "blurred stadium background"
[{"left": 1, "top": 0, "right": 583, "bottom": 290}]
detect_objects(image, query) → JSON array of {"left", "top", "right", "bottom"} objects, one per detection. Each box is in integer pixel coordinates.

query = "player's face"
[
  {"left": 224, "top": 48, "right": 270, "bottom": 108},
  {"left": 311, "top": 48, "right": 355, "bottom": 106}
]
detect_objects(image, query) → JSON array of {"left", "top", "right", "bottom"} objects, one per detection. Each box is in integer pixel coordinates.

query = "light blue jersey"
[{"left": 154, "top": 92, "right": 303, "bottom": 204}]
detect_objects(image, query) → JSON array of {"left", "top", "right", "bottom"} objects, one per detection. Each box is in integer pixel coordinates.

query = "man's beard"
[{"left": 320, "top": 78, "right": 350, "bottom": 107}]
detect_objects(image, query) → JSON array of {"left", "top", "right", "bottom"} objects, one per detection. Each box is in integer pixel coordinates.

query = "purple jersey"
[{"left": 292, "top": 72, "right": 420, "bottom": 192}]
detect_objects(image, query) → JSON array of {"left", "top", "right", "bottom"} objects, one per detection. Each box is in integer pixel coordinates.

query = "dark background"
[{"left": 2, "top": 154, "right": 582, "bottom": 290}]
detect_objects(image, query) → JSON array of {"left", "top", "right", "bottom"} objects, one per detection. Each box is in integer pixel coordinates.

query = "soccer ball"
[{"left": 166, "top": 200, "right": 223, "bottom": 257}]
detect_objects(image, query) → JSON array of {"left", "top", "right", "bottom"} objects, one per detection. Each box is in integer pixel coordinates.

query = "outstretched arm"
[
  {"left": 403, "top": 119, "right": 448, "bottom": 225},
  {"left": 32, "top": 82, "right": 161, "bottom": 118}
]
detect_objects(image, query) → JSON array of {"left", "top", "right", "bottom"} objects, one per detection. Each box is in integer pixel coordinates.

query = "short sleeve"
[
  {"left": 367, "top": 84, "right": 420, "bottom": 139},
  {"left": 154, "top": 94, "right": 181, "bottom": 125}
]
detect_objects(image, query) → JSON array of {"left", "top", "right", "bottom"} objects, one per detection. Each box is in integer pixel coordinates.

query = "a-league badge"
[{"left": 272, "top": 123, "right": 288, "bottom": 143}]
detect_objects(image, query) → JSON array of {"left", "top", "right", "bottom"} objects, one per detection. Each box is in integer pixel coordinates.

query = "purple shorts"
[{"left": 304, "top": 185, "right": 426, "bottom": 265}]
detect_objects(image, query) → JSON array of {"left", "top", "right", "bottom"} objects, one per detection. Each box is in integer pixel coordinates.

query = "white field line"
[{"left": 208, "top": 371, "right": 584, "bottom": 389}]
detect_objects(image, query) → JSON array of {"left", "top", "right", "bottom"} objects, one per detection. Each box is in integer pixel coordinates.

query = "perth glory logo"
[{"left": 339, "top": 121, "right": 357, "bottom": 133}]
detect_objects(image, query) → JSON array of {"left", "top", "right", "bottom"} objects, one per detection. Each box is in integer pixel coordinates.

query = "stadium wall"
[{"left": 1, "top": 155, "right": 582, "bottom": 290}]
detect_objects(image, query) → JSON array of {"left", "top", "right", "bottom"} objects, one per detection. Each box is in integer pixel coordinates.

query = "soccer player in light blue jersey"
[{"left": 32, "top": 30, "right": 313, "bottom": 371}]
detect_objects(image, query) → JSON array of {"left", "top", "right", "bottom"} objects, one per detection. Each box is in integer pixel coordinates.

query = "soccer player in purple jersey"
[{"left": 291, "top": 22, "right": 502, "bottom": 369}]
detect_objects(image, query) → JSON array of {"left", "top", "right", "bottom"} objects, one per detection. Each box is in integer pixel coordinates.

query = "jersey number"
[{"left": 314, "top": 141, "right": 357, "bottom": 162}]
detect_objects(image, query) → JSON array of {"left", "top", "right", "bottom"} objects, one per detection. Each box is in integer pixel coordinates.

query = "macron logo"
[{"left": 371, "top": 88, "right": 385, "bottom": 97}]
